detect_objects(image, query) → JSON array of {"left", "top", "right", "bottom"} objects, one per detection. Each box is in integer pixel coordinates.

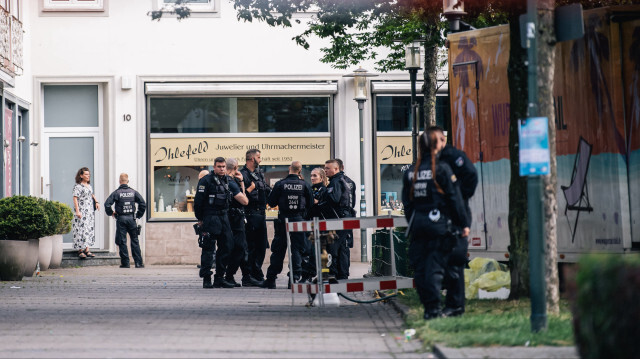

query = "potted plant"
[
  {"left": 37, "top": 198, "right": 60, "bottom": 271},
  {"left": 49, "top": 201, "right": 73, "bottom": 269},
  {"left": 0, "top": 196, "right": 48, "bottom": 281}
]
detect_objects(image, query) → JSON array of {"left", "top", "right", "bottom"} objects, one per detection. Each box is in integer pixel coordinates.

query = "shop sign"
[
  {"left": 377, "top": 136, "right": 413, "bottom": 165},
  {"left": 150, "top": 137, "right": 331, "bottom": 166}
]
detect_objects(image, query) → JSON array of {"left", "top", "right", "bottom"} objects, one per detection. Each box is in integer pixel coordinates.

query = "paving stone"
[{"left": 0, "top": 263, "right": 425, "bottom": 358}]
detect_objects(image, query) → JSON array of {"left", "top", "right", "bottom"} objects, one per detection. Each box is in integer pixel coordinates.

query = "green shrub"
[
  {"left": 573, "top": 254, "right": 640, "bottom": 359},
  {"left": 37, "top": 198, "right": 60, "bottom": 236},
  {"left": 53, "top": 201, "right": 73, "bottom": 234},
  {"left": 0, "top": 196, "right": 49, "bottom": 240}
]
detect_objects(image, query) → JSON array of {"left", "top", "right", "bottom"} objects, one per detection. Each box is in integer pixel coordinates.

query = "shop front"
[
  {"left": 371, "top": 81, "right": 450, "bottom": 216},
  {"left": 143, "top": 81, "right": 335, "bottom": 264}
]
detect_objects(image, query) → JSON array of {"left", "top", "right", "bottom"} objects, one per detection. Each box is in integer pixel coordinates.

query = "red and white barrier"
[
  {"left": 291, "top": 276, "right": 415, "bottom": 294},
  {"left": 286, "top": 216, "right": 408, "bottom": 233},
  {"left": 285, "top": 215, "right": 412, "bottom": 306}
]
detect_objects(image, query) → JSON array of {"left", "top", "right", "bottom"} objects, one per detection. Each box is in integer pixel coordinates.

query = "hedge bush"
[
  {"left": 38, "top": 198, "right": 60, "bottom": 237},
  {"left": 0, "top": 196, "right": 49, "bottom": 240},
  {"left": 53, "top": 201, "right": 73, "bottom": 235},
  {"left": 573, "top": 254, "right": 640, "bottom": 359}
]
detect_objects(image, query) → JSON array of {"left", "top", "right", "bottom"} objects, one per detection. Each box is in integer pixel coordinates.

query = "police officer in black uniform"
[
  {"left": 224, "top": 158, "right": 250, "bottom": 287},
  {"left": 239, "top": 149, "right": 270, "bottom": 286},
  {"left": 262, "top": 161, "right": 313, "bottom": 289},
  {"left": 402, "top": 132, "right": 470, "bottom": 320},
  {"left": 324, "top": 159, "right": 354, "bottom": 280},
  {"left": 195, "top": 157, "right": 247, "bottom": 289},
  {"left": 335, "top": 159, "right": 357, "bottom": 263},
  {"left": 104, "top": 173, "right": 146, "bottom": 268},
  {"left": 428, "top": 126, "right": 478, "bottom": 317}
]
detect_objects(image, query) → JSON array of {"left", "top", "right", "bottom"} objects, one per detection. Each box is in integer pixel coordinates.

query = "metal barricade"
[{"left": 285, "top": 215, "right": 414, "bottom": 307}]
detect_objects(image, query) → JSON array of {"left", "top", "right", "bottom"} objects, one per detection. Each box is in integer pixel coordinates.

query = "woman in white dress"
[{"left": 72, "top": 167, "right": 100, "bottom": 259}]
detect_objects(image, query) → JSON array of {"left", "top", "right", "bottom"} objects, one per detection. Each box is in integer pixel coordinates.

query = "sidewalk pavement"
[
  {"left": 0, "top": 262, "right": 428, "bottom": 359},
  {"left": 389, "top": 297, "right": 579, "bottom": 359}
]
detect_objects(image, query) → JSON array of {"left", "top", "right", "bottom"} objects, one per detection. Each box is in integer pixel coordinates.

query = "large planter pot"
[
  {"left": 49, "top": 235, "right": 64, "bottom": 269},
  {"left": 38, "top": 236, "right": 53, "bottom": 271},
  {"left": 23, "top": 238, "right": 39, "bottom": 277},
  {"left": 0, "top": 240, "right": 28, "bottom": 281}
]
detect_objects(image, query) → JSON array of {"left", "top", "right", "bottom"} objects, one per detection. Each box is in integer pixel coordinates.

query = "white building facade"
[{"left": 3, "top": 0, "right": 449, "bottom": 264}]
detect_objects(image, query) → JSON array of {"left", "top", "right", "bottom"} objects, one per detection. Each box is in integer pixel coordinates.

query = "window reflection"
[{"left": 149, "top": 97, "right": 329, "bottom": 133}]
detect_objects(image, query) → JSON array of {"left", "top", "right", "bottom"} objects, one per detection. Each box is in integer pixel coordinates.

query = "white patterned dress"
[{"left": 72, "top": 183, "right": 96, "bottom": 250}]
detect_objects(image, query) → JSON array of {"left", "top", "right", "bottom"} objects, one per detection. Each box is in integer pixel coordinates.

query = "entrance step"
[{"left": 61, "top": 249, "right": 121, "bottom": 268}]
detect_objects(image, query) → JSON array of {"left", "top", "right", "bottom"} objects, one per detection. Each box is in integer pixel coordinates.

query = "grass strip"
[{"left": 399, "top": 289, "right": 574, "bottom": 349}]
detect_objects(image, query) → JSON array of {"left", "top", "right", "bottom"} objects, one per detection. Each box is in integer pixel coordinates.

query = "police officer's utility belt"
[
  {"left": 229, "top": 208, "right": 245, "bottom": 216},
  {"left": 208, "top": 210, "right": 228, "bottom": 216},
  {"left": 116, "top": 213, "right": 134, "bottom": 217},
  {"left": 245, "top": 208, "right": 265, "bottom": 215}
]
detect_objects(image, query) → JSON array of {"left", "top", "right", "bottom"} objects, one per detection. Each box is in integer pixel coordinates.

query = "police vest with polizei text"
[
  {"left": 115, "top": 188, "right": 136, "bottom": 215},
  {"left": 278, "top": 177, "right": 306, "bottom": 216},
  {"left": 407, "top": 166, "right": 447, "bottom": 212},
  {"left": 208, "top": 175, "right": 231, "bottom": 210}
]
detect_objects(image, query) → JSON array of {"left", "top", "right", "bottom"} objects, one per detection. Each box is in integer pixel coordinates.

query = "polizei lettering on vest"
[
  {"left": 407, "top": 170, "right": 432, "bottom": 180},
  {"left": 284, "top": 183, "right": 303, "bottom": 191},
  {"left": 119, "top": 192, "right": 134, "bottom": 198}
]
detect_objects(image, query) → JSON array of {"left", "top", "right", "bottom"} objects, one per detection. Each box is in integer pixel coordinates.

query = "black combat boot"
[
  {"left": 242, "top": 276, "right": 264, "bottom": 287},
  {"left": 442, "top": 307, "right": 464, "bottom": 318},
  {"left": 203, "top": 275, "right": 213, "bottom": 289},
  {"left": 261, "top": 278, "right": 276, "bottom": 289},
  {"left": 225, "top": 276, "right": 242, "bottom": 287},
  {"left": 213, "top": 277, "right": 235, "bottom": 288},
  {"left": 423, "top": 309, "right": 442, "bottom": 320}
]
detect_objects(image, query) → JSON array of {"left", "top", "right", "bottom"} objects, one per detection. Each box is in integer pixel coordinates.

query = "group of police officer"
[
  {"left": 193, "top": 149, "right": 358, "bottom": 289},
  {"left": 193, "top": 128, "right": 477, "bottom": 320}
]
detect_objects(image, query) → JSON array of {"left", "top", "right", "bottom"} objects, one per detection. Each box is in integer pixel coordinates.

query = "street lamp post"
[
  {"left": 443, "top": 0, "right": 467, "bottom": 32},
  {"left": 403, "top": 41, "right": 423, "bottom": 165},
  {"left": 344, "top": 67, "right": 377, "bottom": 262}
]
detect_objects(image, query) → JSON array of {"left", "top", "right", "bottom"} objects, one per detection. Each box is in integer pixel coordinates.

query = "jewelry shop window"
[
  {"left": 372, "top": 81, "right": 450, "bottom": 216},
  {"left": 146, "top": 82, "right": 336, "bottom": 221}
]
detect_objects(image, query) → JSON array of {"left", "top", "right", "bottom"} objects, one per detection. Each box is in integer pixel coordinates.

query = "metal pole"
[
  {"left": 357, "top": 100, "right": 368, "bottom": 262},
  {"left": 313, "top": 217, "right": 324, "bottom": 307},
  {"left": 285, "top": 218, "right": 295, "bottom": 306},
  {"left": 409, "top": 68, "right": 418, "bottom": 165},
  {"left": 527, "top": 0, "right": 547, "bottom": 332}
]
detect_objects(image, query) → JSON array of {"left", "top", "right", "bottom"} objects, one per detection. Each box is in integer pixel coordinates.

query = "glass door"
[
  {"left": 42, "top": 84, "right": 104, "bottom": 249},
  {"left": 43, "top": 133, "right": 104, "bottom": 249}
]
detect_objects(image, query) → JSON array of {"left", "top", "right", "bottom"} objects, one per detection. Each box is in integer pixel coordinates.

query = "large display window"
[
  {"left": 147, "top": 84, "right": 334, "bottom": 221},
  {"left": 373, "top": 91, "right": 450, "bottom": 216},
  {"left": 149, "top": 137, "right": 330, "bottom": 219}
]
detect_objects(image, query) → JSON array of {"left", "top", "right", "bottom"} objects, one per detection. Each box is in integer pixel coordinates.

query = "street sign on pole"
[{"left": 518, "top": 117, "right": 551, "bottom": 176}]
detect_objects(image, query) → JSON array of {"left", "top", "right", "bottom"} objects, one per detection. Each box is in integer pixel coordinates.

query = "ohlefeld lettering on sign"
[
  {"left": 154, "top": 141, "right": 209, "bottom": 163},
  {"left": 377, "top": 136, "right": 412, "bottom": 165},
  {"left": 150, "top": 137, "right": 330, "bottom": 166}
]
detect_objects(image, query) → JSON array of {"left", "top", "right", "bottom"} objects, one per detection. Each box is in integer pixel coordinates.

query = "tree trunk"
[
  {"left": 538, "top": 0, "right": 560, "bottom": 315},
  {"left": 422, "top": 43, "right": 439, "bottom": 128},
  {"left": 507, "top": 11, "right": 530, "bottom": 299}
]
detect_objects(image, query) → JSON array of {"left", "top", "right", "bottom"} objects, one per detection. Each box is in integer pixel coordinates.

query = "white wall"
[{"left": 26, "top": 0, "right": 413, "bottom": 257}]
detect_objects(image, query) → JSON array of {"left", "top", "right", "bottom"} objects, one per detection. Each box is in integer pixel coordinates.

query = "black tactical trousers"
[
  {"left": 409, "top": 237, "right": 451, "bottom": 314},
  {"left": 244, "top": 213, "right": 268, "bottom": 280},
  {"left": 327, "top": 230, "right": 349, "bottom": 279},
  {"left": 115, "top": 215, "right": 142, "bottom": 266},
  {"left": 265, "top": 216, "right": 305, "bottom": 281},
  {"left": 226, "top": 213, "right": 249, "bottom": 279},
  {"left": 199, "top": 214, "right": 233, "bottom": 279},
  {"left": 443, "top": 235, "right": 469, "bottom": 310}
]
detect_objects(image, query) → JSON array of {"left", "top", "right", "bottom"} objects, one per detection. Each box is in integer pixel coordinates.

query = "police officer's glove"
[{"left": 193, "top": 223, "right": 202, "bottom": 236}]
